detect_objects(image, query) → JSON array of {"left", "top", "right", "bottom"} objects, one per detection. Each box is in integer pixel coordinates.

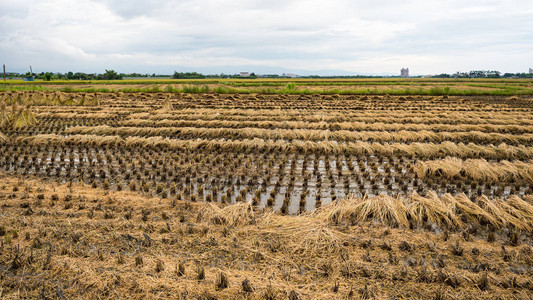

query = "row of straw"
[
  {"left": 36, "top": 112, "right": 118, "bottom": 119},
  {"left": 144, "top": 111, "right": 533, "bottom": 126},
  {"left": 121, "top": 118, "right": 533, "bottom": 134},
  {"left": 415, "top": 157, "right": 533, "bottom": 184},
  {"left": 66, "top": 125, "right": 533, "bottom": 145},
  {"left": 15, "top": 134, "right": 533, "bottom": 160},
  {"left": 0, "top": 91, "right": 100, "bottom": 106},
  {"left": 135, "top": 106, "right": 532, "bottom": 120}
]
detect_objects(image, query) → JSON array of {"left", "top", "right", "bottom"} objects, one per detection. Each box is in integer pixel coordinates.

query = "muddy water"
[{"left": 1, "top": 145, "right": 531, "bottom": 215}]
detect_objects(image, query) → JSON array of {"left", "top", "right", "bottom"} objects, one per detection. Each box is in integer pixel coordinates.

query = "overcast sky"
[{"left": 1, "top": 0, "right": 532, "bottom": 75}]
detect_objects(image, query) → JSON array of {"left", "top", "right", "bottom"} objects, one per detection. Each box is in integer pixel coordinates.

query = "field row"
[
  {"left": 14, "top": 134, "right": 533, "bottom": 160},
  {"left": 63, "top": 125, "right": 533, "bottom": 146},
  {"left": 1, "top": 143, "right": 531, "bottom": 215},
  {"left": 4, "top": 91, "right": 533, "bottom": 110},
  {"left": 128, "top": 111, "right": 533, "bottom": 125},
  {"left": 33, "top": 107, "right": 533, "bottom": 123},
  {"left": 21, "top": 116, "right": 533, "bottom": 134},
  {"left": 4, "top": 78, "right": 533, "bottom": 96}
]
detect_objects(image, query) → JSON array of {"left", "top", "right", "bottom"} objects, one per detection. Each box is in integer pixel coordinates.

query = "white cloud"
[{"left": 1, "top": 0, "right": 532, "bottom": 74}]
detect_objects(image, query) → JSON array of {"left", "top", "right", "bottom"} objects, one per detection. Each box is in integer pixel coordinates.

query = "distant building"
[
  {"left": 239, "top": 72, "right": 250, "bottom": 77},
  {"left": 529, "top": 68, "right": 533, "bottom": 74},
  {"left": 401, "top": 68, "right": 409, "bottom": 78},
  {"left": 282, "top": 73, "right": 299, "bottom": 78}
]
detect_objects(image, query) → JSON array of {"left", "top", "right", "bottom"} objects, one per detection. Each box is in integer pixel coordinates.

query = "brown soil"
[{"left": 0, "top": 173, "right": 531, "bottom": 299}]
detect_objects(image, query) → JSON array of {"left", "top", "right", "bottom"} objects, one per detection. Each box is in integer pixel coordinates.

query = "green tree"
[
  {"left": 172, "top": 71, "right": 205, "bottom": 79},
  {"left": 42, "top": 73, "right": 52, "bottom": 81},
  {"left": 102, "top": 69, "right": 122, "bottom": 80}
]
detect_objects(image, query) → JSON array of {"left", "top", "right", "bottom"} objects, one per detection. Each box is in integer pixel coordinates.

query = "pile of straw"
[
  {"left": 199, "top": 202, "right": 255, "bottom": 227},
  {"left": 416, "top": 157, "right": 533, "bottom": 183},
  {"left": 314, "top": 192, "right": 533, "bottom": 232}
]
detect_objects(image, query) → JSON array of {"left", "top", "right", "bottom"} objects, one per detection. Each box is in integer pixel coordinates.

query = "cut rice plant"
[
  {"left": 322, "top": 194, "right": 409, "bottom": 228},
  {"left": 0, "top": 101, "right": 37, "bottom": 129},
  {"left": 199, "top": 202, "right": 255, "bottom": 226},
  {"left": 311, "top": 192, "right": 533, "bottom": 232},
  {"left": 160, "top": 98, "right": 174, "bottom": 111},
  {"left": 407, "top": 191, "right": 462, "bottom": 229},
  {"left": 415, "top": 157, "right": 533, "bottom": 184}
]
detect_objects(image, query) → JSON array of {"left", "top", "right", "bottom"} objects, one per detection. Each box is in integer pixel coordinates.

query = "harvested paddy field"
[{"left": 0, "top": 90, "right": 532, "bottom": 299}]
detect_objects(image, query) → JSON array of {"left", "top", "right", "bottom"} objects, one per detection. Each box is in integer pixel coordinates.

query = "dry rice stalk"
[
  {"left": 441, "top": 193, "right": 499, "bottom": 228},
  {"left": 475, "top": 195, "right": 509, "bottom": 228},
  {"left": 320, "top": 194, "right": 409, "bottom": 228},
  {"left": 259, "top": 215, "right": 349, "bottom": 255},
  {"left": 407, "top": 192, "right": 461, "bottom": 229},
  {"left": 199, "top": 202, "right": 255, "bottom": 227},
  {"left": 415, "top": 157, "right": 533, "bottom": 184},
  {"left": 309, "top": 192, "right": 533, "bottom": 232},
  {"left": 0, "top": 101, "right": 37, "bottom": 129},
  {"left": 494, "top": 196, "right": 533, "bottom": 231},
  {"left": 161, "top": 98, "right": 174, "bottom": 111}
]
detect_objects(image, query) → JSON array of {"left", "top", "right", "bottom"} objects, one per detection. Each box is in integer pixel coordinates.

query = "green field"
[{"left": 2, "top": 78, "right": 533, "bottom": 95}]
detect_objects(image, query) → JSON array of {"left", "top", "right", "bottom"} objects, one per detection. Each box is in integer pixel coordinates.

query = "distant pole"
[{"left": 3, "top": 64, "right": 5, "bottom": 81}]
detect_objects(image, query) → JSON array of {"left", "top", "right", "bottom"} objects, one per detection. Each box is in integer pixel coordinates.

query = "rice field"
[
  {"left": 3, "top": 77, "right": 533, "bottom": 96},
  {"left": 0, "top": 89, "right": 532, "bottom": 299}
]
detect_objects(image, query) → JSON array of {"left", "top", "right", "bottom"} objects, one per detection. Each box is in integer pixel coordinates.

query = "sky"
[{"left": 1, "top": 0, "right": 532, "bottom": 76}]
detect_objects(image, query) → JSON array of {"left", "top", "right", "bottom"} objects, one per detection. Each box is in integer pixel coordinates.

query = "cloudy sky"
[{"left": 1, "top": 0, "right": 532, "bottom": 75}]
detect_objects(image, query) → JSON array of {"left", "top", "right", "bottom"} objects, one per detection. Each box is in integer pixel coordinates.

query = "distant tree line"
[
  {"left": 10, "top": 70, "right": 126, "bottom": 81},
  {"left": 172, "top": 72, "right": 261, "bottom": 79},
  {"left": 501, "top": 73, "right": 533, "bottom": 78},
  {"left": 5, "top": 69, "right": 532, "bottom": 80},
  {"left": 432, "top": 70, "right": 532, "bottom": 79},
  {"left": 172, "top": 72, "right": 206, "bottom": 79}
]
